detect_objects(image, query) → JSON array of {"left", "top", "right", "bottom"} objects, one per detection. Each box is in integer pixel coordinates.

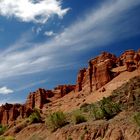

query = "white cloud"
[
  {"left": 16, "top": 79, "right": 48, "bottom": 92},
  {"left": 44, "top": 31, "right": 55, "bottom": 36},
  {"left": 0, "top": 0, "right": 139, "bottom": 79},
  {"left": 0, "top": 87, "right": 14, "bottom": 95},
  {"left": 0, "top": 0, "right": 69, "bottom": 23}
]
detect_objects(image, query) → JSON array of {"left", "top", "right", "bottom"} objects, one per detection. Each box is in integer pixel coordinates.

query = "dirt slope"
[{"left": 43, "top": 67, "right": 140, "bottom": 113}]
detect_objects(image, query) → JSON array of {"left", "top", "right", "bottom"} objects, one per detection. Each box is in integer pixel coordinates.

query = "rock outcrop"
[
  {"left": 76, "top": 52, "right": 117, "bottom": 92},
  {"left": 26, "top": 85, "right": 75, "bottom": 109},
  {"left": 0, "top": 103, "right": 32, "bottom": 125},
  {"left": 119, "top": 49, "right": 140, "bottom": 71},
  {"left": 76, "top": 50, "right": 140, "bottom": 92},
  {"left": 26, "top": 88, "right": 49, "bottom": 109}
]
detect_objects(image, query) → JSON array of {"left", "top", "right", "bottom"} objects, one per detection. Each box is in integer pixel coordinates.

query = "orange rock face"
[
  {"left": 53, "top": 85, "right": 76, "bottom": 97},
  {"left": 25, "top": 85, "right": 75, "bottom": 109},
  {"left": 119, "top": 49, "right": 140, "bottom": 71},
  {"left": 26, "top": 88, "right": 48, "bottom": 109},
  {"left": 0, "top": 103, "right": 32, "bottom": 125},
  {"left": 76, "top": 52, "right": 117, "bottom": 92},
  {"left": 75, "top": 68, "right": 86, "bottom": 92}
]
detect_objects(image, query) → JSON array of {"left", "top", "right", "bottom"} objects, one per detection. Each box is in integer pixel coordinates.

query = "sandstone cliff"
[{"left": 0, "top": 104, "right": 32, "bottom": 125}]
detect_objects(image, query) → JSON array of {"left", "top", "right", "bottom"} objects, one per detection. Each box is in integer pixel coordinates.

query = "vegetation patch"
[
  {"left": 28, "top": 108, "right": 41, "bottom": 124},
  {"left": 67, "top": 137, "right": 73, "bottom": 140},
  {"left": 111, "top": 76, "right": 140, "bottom": 110},
  {"left": 80, "top": 97, "right": 121, "bottom": 120},
  {"left": 72, "top": 110, "right": 87, "bottom": 124},
  {"left": 133, "top": 112, "right": 140, "bottom": 127},
  {"left": 0, "top": 124, "right": 7, "bottom": 135},
  {"left": 0, "top": 136, "right": 15, "bottom": 140},
  {"left": 99, "top": 97, "right": 121, "bottom": 120},
  {"left": 45, "top": 111, "right": 67, "bottom": 132}
]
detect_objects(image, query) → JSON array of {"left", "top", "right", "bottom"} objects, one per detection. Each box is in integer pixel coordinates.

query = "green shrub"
[
  {"left": 5, "top": 136, "right": 15, "bottom": 140},
  {"left": 0, "top": 124, "right": 7, "bottom": 135},
  {"left": 80, "top": 103, "right": 90, "bottom": 112},
  {"left": 91, "top": 97, "right": 120, "bottom": 120},
  {"left": 46, "top": 111, "right": 67, "bottom": 132},
  {"left": 100, "top": 97, "right": 120, "bottom": 120},
  {"left": 91, "top": 104, "right": 104, "bottom": 120},
  {"left": 29, "top": 108, "right": 41, "bottom": 123},
  {"left": 0, "top": 136, "right": 15, "bottom": 140},
  {"left": 73, "top": 111, "right": 87, "bottom": 124},
  {"left": 133, "top": 112, "right": 140, "bottom": 127},
  {"left": 0, "top": 136, "right": 5, "bottom": 140},
  {"left": 101, "top": 98, "right": 120, "bottom": 119},
  {"left": 67, "top": 137, "right": 73, "bottom": 140}
]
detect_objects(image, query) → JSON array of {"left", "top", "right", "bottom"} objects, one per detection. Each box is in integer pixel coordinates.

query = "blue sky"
[{"left": 0, "top": 0, "right": 140, "bottom": 105}]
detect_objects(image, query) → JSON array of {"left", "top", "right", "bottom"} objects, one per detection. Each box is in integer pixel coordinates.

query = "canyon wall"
[{"left": 75, "top": 52, "right": 117, "bottom": 92}]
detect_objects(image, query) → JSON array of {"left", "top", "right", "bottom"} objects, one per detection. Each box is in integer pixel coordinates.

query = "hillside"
[{"left": 0, "top": 49, "right": 140, "bottom": 140}]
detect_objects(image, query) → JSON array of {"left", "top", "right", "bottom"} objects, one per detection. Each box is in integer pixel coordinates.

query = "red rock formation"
[
  {"left": 53, "top": 85, "right": 76, "bottom": 97},
  {"left": 119, "top": 49, "right": 140, "bottom": 71},
  {"left": 26, "top": 85, "right": 75, "bottom": 109},
  {"left": 26, "top": 88, "right": 48, "bottom": 109},
  {"left": 0, "top": 103, "right": 32, "bottom": 125},
  {"left": 75, "top": 68, "right": 87, "bottom": 92},
  {"left": 76, "top": 52, "right": 117, "bottom": 92}
]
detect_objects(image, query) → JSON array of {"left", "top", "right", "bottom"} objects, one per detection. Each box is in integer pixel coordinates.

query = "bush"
[
  {"left": 80, "top": 103, "right": 90, "bottom": 112},
  {"left": 133, "top": 112, "right": 140, "bottom": 127},
  {"left": 29, "top": 108, "right": 41, "bottom": 123},
  {"left": 0, "top": 136, "right": 5, "bottom": 140},
  {"left": 5, "top": 136, "right": 15, "bottom": 140},
  {"left": 0, "top": 136, "right": 15, "bottom": 140},
  {"left": 91, "top": 97, "right": 120, "bottom": 120},
  {"left": 100, "top": 97, "right": 120, "bottom": 120},
  {"left": 0, "top": 124, "right": 7, "bottom": 135},
  {"left": 46, "top": 111, "right": 67, "bottom": 132},
  {"left": 73, "top": 111, "right": 87, "bottom": 124},
  {"left": 91, "top": 104, "right": 104, "bottom": 120},
  {"left": 67, "top": 137, "right": 73, "bottom": 140}
]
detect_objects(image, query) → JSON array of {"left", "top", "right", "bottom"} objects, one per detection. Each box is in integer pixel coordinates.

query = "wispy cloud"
[
  {"left": 0, "top": 0, "right": 69, "bottom": 24},
  {"left": 44, "top": 31, "right": 56, "bottom": 37},
  {"left": 0, "top": 86, "right": 14, "bottom": 95},
  {"left": 16, "top": 79, "right": 48, "bottom": 92},
  {"left": 0, "top": 0, "right": 139, "bottom": 79}
]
